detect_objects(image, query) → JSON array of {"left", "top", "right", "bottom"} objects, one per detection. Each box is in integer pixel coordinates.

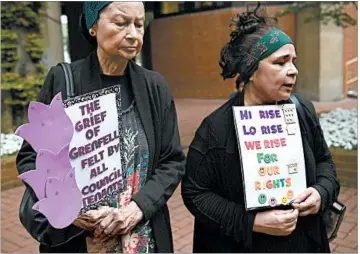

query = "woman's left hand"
[
  {"left": 292, "top": 187, "right": 321, "bottom": 216},
  {"left": 94, "top": 201, "right": 143, "bottom": 237}
]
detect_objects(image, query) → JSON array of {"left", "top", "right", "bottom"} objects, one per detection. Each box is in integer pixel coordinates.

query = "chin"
[
  {"left": 118, "top": 50, "right": 139, "bottom": 60},
  {"left": 278, "top": 92, "right": 292, "bottom": 101}
]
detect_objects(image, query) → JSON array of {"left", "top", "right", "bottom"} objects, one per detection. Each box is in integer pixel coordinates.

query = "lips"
[{"left": 283, "top": 84, "right": 294, "bottom": 88}]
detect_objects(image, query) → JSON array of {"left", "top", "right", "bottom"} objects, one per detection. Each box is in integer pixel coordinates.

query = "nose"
[
  {"left": 125, "top": 24, "right": 137, "bottom": 40},
  {"left": 287, "top": 63, "right": 298, "bottom": 77}
]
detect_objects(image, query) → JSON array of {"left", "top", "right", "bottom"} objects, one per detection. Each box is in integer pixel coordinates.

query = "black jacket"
[
  {"left": 182, "top": 91, "right": 340, "bottom": 252},
  {"left": 16, "top": 51, "right": 186, "bottom": 252}
]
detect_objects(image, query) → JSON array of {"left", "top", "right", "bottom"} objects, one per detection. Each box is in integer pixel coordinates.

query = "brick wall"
[
  {"left": 150, "top": 6, "right": 295, "bottom": 99},
  {"left": 343, "top": 4, "right": 358, "bottom": 92},
  {"left": 150, "top": 5, "right": 357, "bottom": 99}
]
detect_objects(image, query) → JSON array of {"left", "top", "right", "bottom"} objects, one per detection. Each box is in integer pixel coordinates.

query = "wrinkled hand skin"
[
  {"left": 73, "top": 206, "right": 113, "bottom": 231},
  {"left": 253, "top": 209, "right": 299, "bottom": 236},
  {"left": 73, "top": 206, "right": 122, "bottom": 253},
  {"left": 77, "top": 202, "right": 144, "bottom": 252},
  {"left": 94, "top": 201, "right": 144, "bottom": 238},
  {"left": 292, "top": 187, "right": 321, "bottom": 216}
]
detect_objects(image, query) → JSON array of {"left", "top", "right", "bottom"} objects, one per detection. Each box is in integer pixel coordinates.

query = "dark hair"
[
  {"left": 219, "top": 3, "right": 278, "bottom": 85},
  {"left": 235, "top": 75, "right": 242, "bottom": 89},
  {"left": 79, "top": 13, "right": 98, "bottom": 51}
]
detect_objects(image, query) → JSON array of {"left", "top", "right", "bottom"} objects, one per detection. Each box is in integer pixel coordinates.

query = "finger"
[
  {"left": 293, "top": 188, "right": 312, "bottom": 203},
  {"left": 282, "top": 218, "right": 298, "bottom": 229},
  {"left": 299, "top": 206, "right": 319, "bottom": 217},
  {"left": 103, "top": 220, "right": 119, "bottom": 236},
  {"left": 282, "top": 209, "right": 299, "bottom": 223},
  {"left": 118, "top": 225, "right": 132, "bottom": 235},
  {"left": 117, "top": 216, "right": 136, "bottom": 235},
  {"left": 297, "top": 198, "right": 316, "bottom": 212},
  {"left": 291, "top": 203, "right": 300, "bottom": 209},
  {"left": 87, "top": 207, "right": 113, "bottom": 221},
  {"left": 104, "top": 216, "right": 126, "bottom": 236},
  {"left": 286, "top": 223, "right": 297, "bottom": 235},
  {"left": 299, "top": 209, "right": 312, "bottom": 217},
  {"left": 274, "top": 209, "right": 293, "bottom": 215},
  {"left": 110, "top": 221, "right": 128, "bottom": 235},
  {"left": 95, "top": 214, "right": 114, "bottom": 236}
]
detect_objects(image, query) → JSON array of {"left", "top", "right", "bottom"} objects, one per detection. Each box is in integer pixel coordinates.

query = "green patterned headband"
[{"left": 245, "top": 28, "right": 293, "bottom": 74}]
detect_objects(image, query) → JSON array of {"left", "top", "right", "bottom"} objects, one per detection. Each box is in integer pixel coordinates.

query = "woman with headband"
[
  {"left": 182, "top": 3, "right": 339, "bottom": 253},
  {"left": 17, "top": 2, "right": 185, "bottom": 253}
]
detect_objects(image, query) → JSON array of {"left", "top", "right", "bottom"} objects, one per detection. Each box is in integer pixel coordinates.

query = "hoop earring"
[{"left": 89, "top": 29, "right": 96, "bottom": 36}]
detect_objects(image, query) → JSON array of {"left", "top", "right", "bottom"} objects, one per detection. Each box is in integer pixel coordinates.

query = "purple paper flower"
[
  {"left": 15, "top": 93, "right": 74, "bottom": 154},
  {"left": 32, "top": 168, "right": 82, "bottom": 229},
  {"left": 18, "top": 144, "right": 72, "bottom": 200}
]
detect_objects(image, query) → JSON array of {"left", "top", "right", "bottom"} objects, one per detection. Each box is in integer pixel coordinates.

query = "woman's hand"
[
  {"left": 94, "top": 201, "right": 143, "bottom": 237},
  {"left": 253, "top": 209, "right": 299, "bottom": 236},
  {"left": 292, "top": 187, "right": 321, "bottom": 216},
  {"left": 73, "top": 206, "right": 113, "bottom": 231}
]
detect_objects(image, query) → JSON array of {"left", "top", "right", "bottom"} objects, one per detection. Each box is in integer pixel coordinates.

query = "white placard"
[
  {"left": 233, "top": 104, "right": 307, "bottom": 210},
  {"left": 64, "top": 87, "right": 122, "bottom": 211}
]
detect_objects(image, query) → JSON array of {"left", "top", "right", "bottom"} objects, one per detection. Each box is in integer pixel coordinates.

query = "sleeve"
[
  {"left": 311, "top": 116, "right": 340, "bottom": 212},
  {"left": 181, "top": 119, "right": 256, "bottom": 250},
  {"left": 16, "top": 66, "right": 86, "bottom": 247},
  {"left": 131, "top": 87, "right": 186, "bottom": 221},
  {"left": 301, "top": 98, "right": 340, "bottom": 212}
]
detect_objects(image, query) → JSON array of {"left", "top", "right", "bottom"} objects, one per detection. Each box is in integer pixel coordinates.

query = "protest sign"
[
  {"left": 17, "top": 87, "right": 123, "bottom": 228},
  {"left": 233, "top": 104, "right": 307, "bottom": 210},
  {"left": 64, "top": 86, "right": 122, "bottom": 212}
]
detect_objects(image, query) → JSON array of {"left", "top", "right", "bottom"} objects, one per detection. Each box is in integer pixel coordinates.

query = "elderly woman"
[
  {"left": 16, "top": 2, "right": 185, "bottom": 253},
  {"left": 181, "top": 4, "right": 339, "bottom": 253}
]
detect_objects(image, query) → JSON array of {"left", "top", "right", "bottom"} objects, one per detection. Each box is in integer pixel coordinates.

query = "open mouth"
[
  {"left": 283, "top": 84, "right": 294, "bottom": 88},
  {"left": 122, "top": 47, "right": 137, "bottom": 52}
]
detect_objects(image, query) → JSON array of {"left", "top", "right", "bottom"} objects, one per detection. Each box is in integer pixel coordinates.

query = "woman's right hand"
[
  {"left": 253, "top": 209, "right": 299, "bottom": 236},
  {"left": 73, "top": 206, "right": 114, "bottom": 231}
]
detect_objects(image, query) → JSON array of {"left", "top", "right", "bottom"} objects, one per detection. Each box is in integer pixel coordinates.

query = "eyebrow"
[{"left": 275, "top": 54, "right": 297, "bottom": 60}]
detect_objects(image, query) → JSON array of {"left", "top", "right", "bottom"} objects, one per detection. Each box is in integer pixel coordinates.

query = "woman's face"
[
  {"left": 250, "top": 44, "right": 298, "bottom": 102},
  {"left": 93, "top": 2, "right": 145, "bottom": 60}
]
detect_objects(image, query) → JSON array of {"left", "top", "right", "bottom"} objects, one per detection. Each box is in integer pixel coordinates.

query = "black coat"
[
  {"left": 182, "top": 91, "right": 340, "bottom": 253},
  {"left": 16, "top": 51, "right": 186, "bottom": 252}
]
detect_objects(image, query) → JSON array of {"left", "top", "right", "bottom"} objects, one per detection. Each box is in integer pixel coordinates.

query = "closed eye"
[
  {"left": 275, "top": 61, "right": 286, "bottom": 66},
  {"left": 115, "top": 22, "right": 126, "bottom": 27}
]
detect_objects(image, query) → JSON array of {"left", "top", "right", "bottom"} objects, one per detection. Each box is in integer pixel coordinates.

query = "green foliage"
[
  {"left": 1, "top": 66, "right": 46, "bottom": 105},
  {"left": 1, "top": 30, "right": 19, "bottom": 71},
  {"left": 276, "top": 2, "right": 357, "bottom": 28},
  {"left": 1, "top": 2, "right": 44, "bottom": 31},
  {"left": 26, "top": 33, "right": 45, "bottom": 62},
  {"left": 1, "top": 2, "right": 47, "bottom": 107}
]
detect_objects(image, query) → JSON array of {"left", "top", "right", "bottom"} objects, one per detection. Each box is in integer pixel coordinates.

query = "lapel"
[
  {"left": 78, "top": 52, "right": 156, "bottom": 175},
  {"left": 226, "top": 91, "right": 245, "bottom": 154},
  {"left": 127, "top": 61, "right": 156, "bottom": 175},
  {"left": 79, "top": 51, "right": 103, "bottom": 95}
]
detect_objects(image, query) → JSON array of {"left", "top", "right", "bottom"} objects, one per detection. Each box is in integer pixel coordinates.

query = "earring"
[{"left": 89, "top": 29, "right": 96, "bottom": 36}]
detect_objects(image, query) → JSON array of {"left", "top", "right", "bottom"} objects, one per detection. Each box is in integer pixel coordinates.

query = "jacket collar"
[
  {"left": 79, "top": 51, "right": 155, "bottom": 172},
  {"left": 80, "top": 51, "right": 102, "bottom": 95},
  {"left": 126, "top": 60, "right": 156, "bottom": 174}
]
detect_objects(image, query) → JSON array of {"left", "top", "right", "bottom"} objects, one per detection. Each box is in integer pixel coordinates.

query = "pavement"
[{"left": 1, "top": 97, "right": 358, "bottom": 253}]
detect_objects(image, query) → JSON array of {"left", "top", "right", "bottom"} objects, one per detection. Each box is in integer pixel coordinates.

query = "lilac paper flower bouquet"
[
  {"left": 17, "top": 86, "right": 123, "bottom": 229},
  {"left": 16, "top": 93, "right": 82, "bottom": 229}
]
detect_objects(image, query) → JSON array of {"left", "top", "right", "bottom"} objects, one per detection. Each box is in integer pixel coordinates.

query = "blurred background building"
[
  {"left": 59, "top": 1, "right": 358, "bottom": 101},
  {"left": 0, "top": 3, "right": 358, "bottom": 253},
  {"left": 1, "top": 1, "right": 358, "bottom": 130}
]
